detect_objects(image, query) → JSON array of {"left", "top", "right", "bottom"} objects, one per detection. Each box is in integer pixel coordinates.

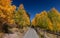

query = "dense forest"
[
  {"left": 0, "top": 0, "right": 30, "bottom": 33},
  {"left": 0, "top": 0, "right": 60, "bottom": 33},
  {"left": 32, "top": 8, "right": 60, "bottom": 33},
  {"left": 0, "top": 0, "right": 60, "bottom": 38}
]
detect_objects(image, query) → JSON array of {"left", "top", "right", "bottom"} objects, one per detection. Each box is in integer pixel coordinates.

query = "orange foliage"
[{"left": 0, "top": 0, "right": 16, "bottom": 24}]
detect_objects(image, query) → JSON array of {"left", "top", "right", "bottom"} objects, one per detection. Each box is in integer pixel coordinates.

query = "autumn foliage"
[
  {"left": 0, "top": 0, "right": 60, "bottom": 33},
  {"left": 32, "top": 8, "right": 60, "bottom": 32},
  {"left": 14, "top": 4, "right": 30, "bottom": 27},
  {"left": 0, "top": 0, "right": 30, "bottom": 29},
  {"left": 0, "top": 0, "right": 16, "bottom": 24}
]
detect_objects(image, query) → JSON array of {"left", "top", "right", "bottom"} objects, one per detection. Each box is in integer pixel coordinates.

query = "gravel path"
[{"left": 24, "top": 28, "right": 39, "bottom": 38}]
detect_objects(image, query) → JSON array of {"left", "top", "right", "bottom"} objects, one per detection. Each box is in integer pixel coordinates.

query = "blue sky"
[{"left": 12, "top": 0, "right": 60, "bottom": 20}]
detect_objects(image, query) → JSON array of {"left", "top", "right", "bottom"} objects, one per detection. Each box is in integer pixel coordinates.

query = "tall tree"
[
  {"left": 48, "top": 8, "right": 60, "bottom": 32},
  {"left": 32, "top": 11, "right": 53, "bottom": 31},
  {"left": 0, "top": 0, "right": 16, "bottom": 24},
  {"left": 14, "top": 4, "right": 30, "bottom": 28}
]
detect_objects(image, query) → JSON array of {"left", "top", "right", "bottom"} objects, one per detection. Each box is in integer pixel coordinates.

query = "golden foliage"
[
  {"left": 0, "top": 0, "right": 16, "bottom": 24},
  {"left": 14, "top": 4, "right": 30, "bottom": 27},
  {"left": 32, "top": 8, "right": 60, "bottom": 32},
  {"left": 48, "top": 8, "right": 60, "bottom": 31},
  {"left": 0, "top": 0, "right": 60, "bottom": 32}
]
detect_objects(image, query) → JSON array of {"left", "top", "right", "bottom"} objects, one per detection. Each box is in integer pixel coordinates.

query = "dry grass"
[{"left": 0, "top": 32, "right": 4, "bottom": 38}]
